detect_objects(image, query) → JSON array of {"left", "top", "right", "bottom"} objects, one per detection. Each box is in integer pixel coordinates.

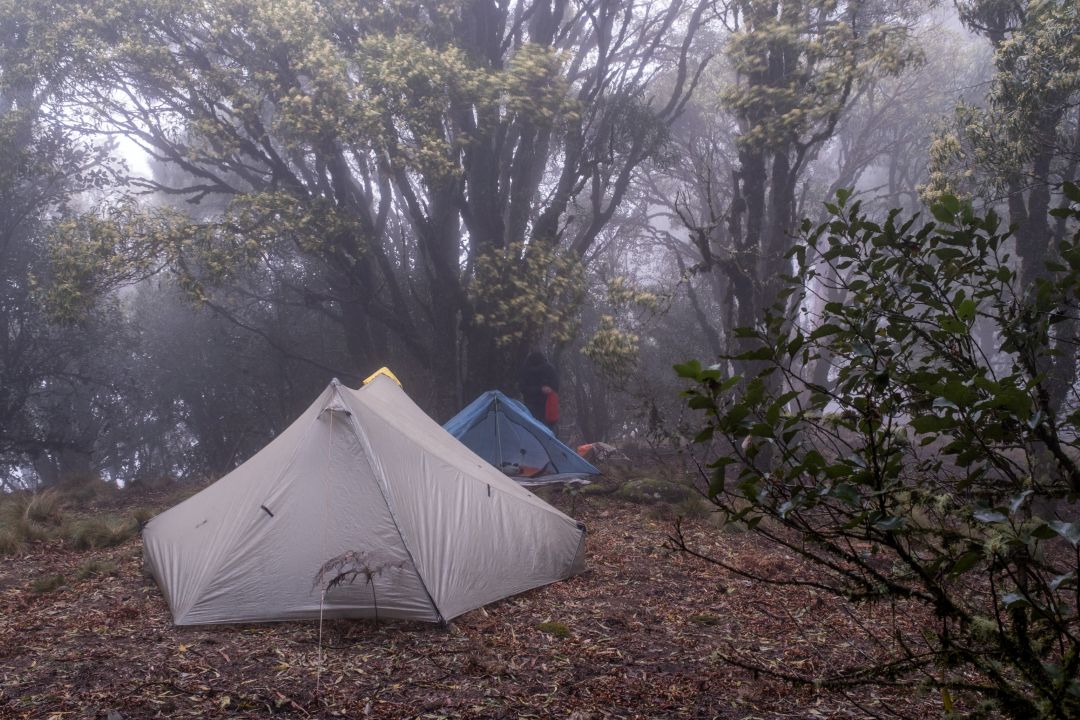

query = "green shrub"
[
  {"left": 676, "top": 189, "right": 1080, "bottom": 718},
  {"left": 30, "top": 573, "right": 66, "bottom": 594}
]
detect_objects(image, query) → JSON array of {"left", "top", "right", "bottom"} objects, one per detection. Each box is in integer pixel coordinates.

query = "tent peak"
[{"left": 363, "top": 367, "right": 402, "bottom": 388}]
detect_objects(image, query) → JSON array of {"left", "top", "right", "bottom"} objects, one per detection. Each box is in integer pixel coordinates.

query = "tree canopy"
[{"left": 46, "top": 0, "right": 710, "bottom": 417}]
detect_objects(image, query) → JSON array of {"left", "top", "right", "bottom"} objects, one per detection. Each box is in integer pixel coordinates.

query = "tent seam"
[{"left": 338, "top": 387, "right": 445, "bottom": 624}]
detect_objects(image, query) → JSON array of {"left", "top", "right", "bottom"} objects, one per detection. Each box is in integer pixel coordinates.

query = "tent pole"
[{"left": 494, "top": 395, "right": 504, "bottom": 470}]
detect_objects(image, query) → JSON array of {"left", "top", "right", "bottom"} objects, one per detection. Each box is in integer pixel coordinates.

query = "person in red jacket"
[{"left": 518, "top": 351, "right": 559, "bottom": 433}]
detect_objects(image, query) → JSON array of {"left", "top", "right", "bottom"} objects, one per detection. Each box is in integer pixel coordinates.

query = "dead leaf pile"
[{"left": 0, "top": 493, "right": 945, "bottom": 719}]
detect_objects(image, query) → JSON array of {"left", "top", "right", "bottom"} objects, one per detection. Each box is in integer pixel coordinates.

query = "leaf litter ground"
[{"left": 0, "top": 490, "right": 942, "bottom": 719}]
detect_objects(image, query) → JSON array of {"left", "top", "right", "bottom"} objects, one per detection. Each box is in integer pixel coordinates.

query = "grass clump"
[
  {"left": 0, "top": 490, "right": 69, "bottom": 554},
  {"left": 0, "top": 528, "right": 21, "bottom": 555},
  {"left": 58, "top": 478, "right": 117, "bottom": 505},
  {"left": 23, "top": 490, "right": 67, "bottom": 525},
  {"left": 0, "top": 488, "right": 148, "bottom": 555},
  {"left": 689, "top": 613, "right": 723, "bottom": 626},
  {"left": 537, "top": 621, "right": 571, "bottom": 639},
  {"left": 156, "top": 481, "right": 205, "bottom": 507},
  {"left": 131, "top": 506, "right": 156, "bottom": 527},
  {"left": 67, "top": 516, "right": 137, "bottom": 550},
  {"left": 30, "top": 573, "right": 67, "bottom": 595},
  {"left": 74, "top": 559, "right": 120, "bottom": 580}
]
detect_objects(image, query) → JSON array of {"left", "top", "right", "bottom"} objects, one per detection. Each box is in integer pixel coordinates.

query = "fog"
[{"left": 2, "top": 0, "right": 1077, "bottom": 489}]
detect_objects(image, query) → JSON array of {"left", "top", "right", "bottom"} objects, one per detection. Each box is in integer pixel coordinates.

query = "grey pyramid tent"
[
  {"left": 443, "top": 391, "right": 601, "bottom": 485},
  {"left": 142, "top": 373, "right": 586, "bottom": 626}
]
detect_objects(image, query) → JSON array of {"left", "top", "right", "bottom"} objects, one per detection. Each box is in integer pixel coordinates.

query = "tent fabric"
[
  {"left": 142, "top": 376, "right": 586, "bottom": 626},
  {"left": 443, "top": 391, "right": 601, "bottom": 482}
]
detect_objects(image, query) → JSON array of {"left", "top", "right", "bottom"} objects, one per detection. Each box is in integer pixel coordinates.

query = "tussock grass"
[
  {"left": 157, "top": 481, "right": 205, "bottom": 507},
  {"left": 131, "top": 506, "right": 156, "bottom": 527},
  {"left": 74, "top": 559, "right": 120, "bottom": 580},
  {"left": 57, "top": 477, "right": 118, "bottom": 505},
  {"left": 0, "top": 528, "right": 21, "bottom": 555},
  {"left": 67, "top": 516, "right": 138, "bottom": 550},
  {"left": 0, "top": 486, "right": 151, "bottom": 554},
  {"left": 30, "top": 573, "right": 67, "bottom": 595},
  {"left": 0, "top": 490, "right": 69, "bottom": 554},
  {"left": 689, "top": 613, "right": 723, "bottom": 626},
  {"left": 23, "top": 489, "right": 67, "bottom": 525}
]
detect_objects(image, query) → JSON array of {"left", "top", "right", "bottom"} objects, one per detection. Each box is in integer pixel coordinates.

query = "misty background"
[{"left": 2, "top": 0, "right": 1076, "bottom": 490}]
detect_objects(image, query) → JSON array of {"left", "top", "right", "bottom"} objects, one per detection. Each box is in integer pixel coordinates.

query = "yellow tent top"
[{"left": 363, "top": 366, "right": 402, "bottom": 387}]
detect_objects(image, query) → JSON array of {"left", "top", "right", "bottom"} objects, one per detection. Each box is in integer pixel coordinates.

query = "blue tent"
[{"left": 443, "top": 391, "right": 601, "bottom": 484}]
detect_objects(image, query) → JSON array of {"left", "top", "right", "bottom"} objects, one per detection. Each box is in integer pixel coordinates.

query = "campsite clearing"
[{"left": 1, "top": 491, "right": 940, "bottom": 719}]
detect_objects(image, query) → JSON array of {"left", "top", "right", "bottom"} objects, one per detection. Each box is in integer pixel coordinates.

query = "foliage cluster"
[
  {"left": 925, "top": 0, "right": 1080, "bottom": 203},
  {"left": 469, "top": 242, "right": 586, "bottom": 349},
  {"left": 581, "top": 276, "right": 663, "bottom": 379},
  {"left": 723, "top": 0, "right": 921, "bottom": 150}
]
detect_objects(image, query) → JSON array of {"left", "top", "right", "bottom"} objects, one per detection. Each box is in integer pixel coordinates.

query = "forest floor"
[{"left": 0, "top": 480, "right": 946, "bottom": 720}]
